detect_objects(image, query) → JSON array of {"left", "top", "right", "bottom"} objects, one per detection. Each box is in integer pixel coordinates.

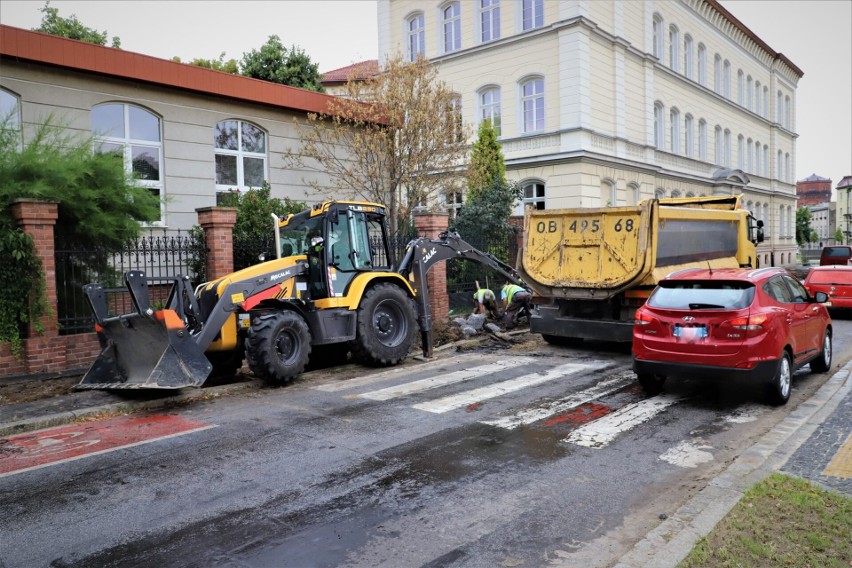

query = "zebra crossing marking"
[
  {"left": 357, "top": 358, "right": 537, "bottom": 401},
  {"left": 412, "top": 362, "right": 592, "bottom": 414},
  {"left": 480, "top": 366, "right": 628, "bottom": 429},
  {"left": 311, "top": 355, "right": 490, "bottom": 392},
  {"left": 564, "top": 394, "right": 680, "bottom": 448}
]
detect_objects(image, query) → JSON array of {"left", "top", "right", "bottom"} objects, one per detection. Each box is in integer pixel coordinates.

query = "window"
[
  {"left": 724, "top": 129, "right": 731, "bottom": 166},
  {"left": 669, "top": 25, "right": 679, "bottom": 71},
  {"left": 522, "top": 0, "right": 544, "bottom": 31},
  {"left": 214, "top": 120, "right": 267, "bottom": 190},
  {"left": 443, "top": 3, "right": 462, "bottom": 53},
  {"left": 714, "top": 54, "right": 721, "bottom": 94},
  {"left": 785, "top": 95, "right": 791, "bottom": 128},
  {"left": 654, "top": 188, "right": 666, "bottom": 199},
  {"left": 747, "top": 138, "right": 753, "bottom": 172},
  {"left": 684, "top": 35, "right": 694, "bottom": 79},
  {"left": 698, "top": 119, "right": 707, "bottom": 160},
  {"left": 652, "top": 14, "right": 664, "bottom": 59},
  {"left": 92, "top": 103, "right": 163, "bottom": 222},
  {"left": 777, "top": 90, "right": 783, "bottom": 123},
  {"left": 670, "top": 108, "right": 680, "bottom": 154},
  {"left": 754, "top": 140, "right": 761, "bottom": 174},
  {"left": 446, "top": 94, "right": 464, "bottom": 143},
  {"left": 654, "top": 102, "right": 665, "bottom": 149},
  {"left": 763, "top": 144, "right": 769, "bottom": 177},
  {"left": 523, "top": 182, "right": 545, "bottom": 209},
  {"left": 0, "top": 88, "right": 21, "bottom": 150},
  {"left": 737, "top": 70, "right": 744, "bottom": 105},
  {"left": 763, "top": 87, "right": 769, "bottom": 119},
  {"left": 407, "top": 13, "right": 425, "bottom": 61},
  {"left": 746, "top": 76, "right": 753, "bottom": 111},
  {"left": 723, "top": 60, "right": 731, "bottom": 99},
  {"left": 479, "top": 87, "right": 501, "bottom": 136},
  {"left": 445, "top": 191, "right": 463, "bottom": 218},
  {"left": 685, "top": 114, "right": 694, "bottom": 157},
  {"left": 628, "top": 183, "right": 641, "bottom": 205},
  {"left": 601, "top": 180, "right": 617, "bottom": 206},
  {"left": 714, "top": 125, "right": 722, "bottom": 164},
  {"left": 480, "top": 0, "right": 500, "bottom": 42},
  {"left": 697, "top": 43, "right": 706, "bottom": 86},
  {"left": 777, "top": 149, "right": 783, "bottom": 179},
  {"left": 521, "top": 78, "right": 545, "bottom": 133},
  {"left": 737, "top": 135, "right": 744, "bottom": 169},
  {"left": 785, "top": 153, "right": 790, "bottom": 182},
  {"left": 755, "top": 81, "right": 761, "bottom": 115}
]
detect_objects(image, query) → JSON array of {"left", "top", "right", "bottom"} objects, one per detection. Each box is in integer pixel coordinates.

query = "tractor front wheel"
[
  {"left": 246, "top": 311, "right": 312, "bottom": 384},
  {"left": 351, "top": 284, "right": 418, "bottom": 367}
]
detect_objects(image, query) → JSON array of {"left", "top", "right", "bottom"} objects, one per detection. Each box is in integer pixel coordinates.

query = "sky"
[{"left": 2, "top": 0, "right": 850, "bottom": 193}]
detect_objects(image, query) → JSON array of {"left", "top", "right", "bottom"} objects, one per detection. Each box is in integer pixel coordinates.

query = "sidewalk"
[{"left": 1, "top": 357, "right": 850, "bottom": 567}]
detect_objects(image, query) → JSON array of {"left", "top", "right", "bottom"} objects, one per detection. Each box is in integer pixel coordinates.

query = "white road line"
[
  {"left": 311, "top": 355, "right": 490, "bottom": 392},
  {"left": 412, "top": 362, "right": 591, "bottom": 414},
  {"left": 564, "top": 394, "right": 680, "bottom": 448},
  {"left": 358, "top": 358, "right": 537, "bottom": 401},
  {"left": 480, "top": 367, "right": 630, "bottom": 429},
  {"left": 659, "top": 440, "right": 714, "bottom": 468}
]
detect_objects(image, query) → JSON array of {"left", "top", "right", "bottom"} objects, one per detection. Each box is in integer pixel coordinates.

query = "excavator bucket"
[{"left": 76, "top": 272, "right": 212, "bottom": 390}]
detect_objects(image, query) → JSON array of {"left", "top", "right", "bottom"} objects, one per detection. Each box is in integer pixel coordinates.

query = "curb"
[{"left": 613, "top": 360, "right": 852, "bottom": 568}]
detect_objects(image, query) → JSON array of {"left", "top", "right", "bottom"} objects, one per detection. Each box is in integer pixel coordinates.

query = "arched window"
[
  {"left": 784, "top": 95, "right": 791, "bottom": 129},
  {"left": 746, "top": 76, "right": 753, "bottom": 111},
  {"left": 684, "top": 35, "right": 694, "bottom": 79},
  {"left": 714, "top": 54, "right": 722, "bottom": 94},
  {"left": 763, "top": 87, "right": 769, "bottom": 119},
  {"left": 522, "top": 181, "right": 545, "bottom": 210},
  {"left": 777, "top": 149, "right": 783, "bottom": 179},
  {"left": 407, "top": 13, "right": 425, "bottom": 61},
  {"left": 479, "top": 0, "right": 500, "bottom": 43},
  {"left": 669, "top": 25, "right": 680, "bottom": 71},
  {"left": 478, "top": 86, "right": 502, "bottom": 136},
  {"left": 520, "top": 77, "right": 545, "bottom": 133},
  {"left": 670, "top": 189, "right": 682, "bottom": 198},
  {"left": 754, "top": 201, "right": 762, "bottom": 224},
  {"left": 627, "top": 182, "right": 641, "bottom": 206},
  {"left": 747, "top": 138, "right": 753, "bottom": 172},
  {"left": 686, "top": 191, "right": 695, "bottom": 198},
  {"left": 723, "top": 60, "right": 731, "bottom": 99},
  {"left": 777, "top": 90, "right": 783, "bottom": 123},
  {"left": 737, "top": 134, "right": 744, "bottom": 169},
  {"left": 714, "top": 125, "right": 722, "bottom": 164},
  {"left": 763, "top": 204, "right": 769, "bottom": 232},
  {"left": 785, "top": 153, "right": 791, "bottom": 182},
  {"left": 724, "top": 129, "right": 731, "bottom": 166},
  {"left": 0, "top": 87, "right": 21, "bottom": 150},
  {"left": 755, "top": 81, "right": 761, "bottom": 115},
  {"left": 698, "top": 119, "right": 707, "bottom": 160},
  {"left": 652, "top": 14, "right": 664, "bottom": 59},
  {"left": 788, "top": 205, "right": 794, "bottom": 237},
  {"left": 92, "top": 103, "right": 163, "bottom": 222},
  {"left": 669, "top": 107, "right": 680, "bottom": 154},
  {"left": 654, "top": 101, "right": 665, "bottom": 149},
  {"left": 601, "top": 179, "right": 617, "bottom": 206},
  {"left": 442, "top": 2, "right": 462, "bottom": 53},
  {"left": 754, "top": 140, "right": 761, "bottom": 174},
  {"left": 655, "top": 188, "right": 665, "bottom": 199},
  {"left": 697, "top": 43, "right": 707, "bottom": 86},
  {"left": 214, "top": 119, "right": 267, "bottom": 190},
  {"left": 685, "top": 114, "right": 694, "bottom": 157},
  {"left": 763, "top": 145, "right": 769, "bottom": 177},
  {"left": 779, "top": 207, "right": 786, "bottom": 238}
]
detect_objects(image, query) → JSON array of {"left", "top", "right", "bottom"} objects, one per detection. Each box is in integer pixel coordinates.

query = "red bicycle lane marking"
[{"left": 0, "top": 414, "right": 215, "bottom": 477}]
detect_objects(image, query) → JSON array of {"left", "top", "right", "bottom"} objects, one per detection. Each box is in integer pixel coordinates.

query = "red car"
[
  {"left": 803, "top": 265, "right": 852, "bottom": 311},
  {"left": 632, "top": 267, "right": 832, "bottom": 405}
]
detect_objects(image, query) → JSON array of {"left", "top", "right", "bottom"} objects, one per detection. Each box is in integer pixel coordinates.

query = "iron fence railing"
[
  {"left": 446, "top": 231, "right": 519, "bottom": 312},
  {"left": 55, "top": 229, "right": 205, "bottom": 335}
]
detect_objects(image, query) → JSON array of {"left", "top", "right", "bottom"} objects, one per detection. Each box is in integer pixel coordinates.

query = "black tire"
[
  {"left": 541, "top": 334, "right": 583, "bottom": 347},
  {"left": 351, "top": 283, "right": 417, "bottom": 366},
  {"left": 810, "top": 329, "right": 832, "bottom": 373},
  {"left": 767, "top": 351, "right": 792, "bottom": 406},
  {"left": 245, "top": 311, "right": 311, "bottom": 384},
  {"left": 637, "top": 373, "right": 666, "bottom": 395}
]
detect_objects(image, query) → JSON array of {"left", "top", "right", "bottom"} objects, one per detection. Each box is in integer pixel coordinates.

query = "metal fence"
[
  {"left": 446, "top": 231, "right": 519, "bottom": 312},
  {"left": 55, "top": 229, "right": 205, "bottom": 335}
]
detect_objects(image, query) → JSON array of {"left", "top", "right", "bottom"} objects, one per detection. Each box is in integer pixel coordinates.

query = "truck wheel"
[
  {"left": 246, "top": 311, "right": 312, "bottom": 384},
  {"left": 542, "top": 334, "right": 583, "bottom": 347},
  {"left": 351, "top": 283, "right": 417, "bottom": 366},
  {"left": 637, "top": 373, "right": 666, "bottom": 395}
]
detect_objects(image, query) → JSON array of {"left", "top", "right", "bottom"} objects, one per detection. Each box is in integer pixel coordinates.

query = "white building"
[{"left": 378, "top": 0, "right": 803, "bottom": 265}]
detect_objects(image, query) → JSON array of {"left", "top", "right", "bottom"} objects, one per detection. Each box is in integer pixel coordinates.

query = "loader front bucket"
[{"left": 76, "top": 309, "right": 212, "bottom": 390}]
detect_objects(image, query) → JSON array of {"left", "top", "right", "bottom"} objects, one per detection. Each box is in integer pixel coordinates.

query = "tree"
[
  {"left": 467, "top": 119, "right": 505, "bottom": 198},
  {"left": 284, "top": 54, "right": 470, "bottom": 235},
  {"left": 34, "top": 1, "right": 121, "bottom": 48},
  {"left": 836, "top": 228, "right": 845, "bottom": 244},
  {"left": 240, "top": 36, "right": 324, "bottom": 92},
  {"left": 795, "top": 207, "right": 814, "bottom": 246},
  {"left": 172, "top": 52, "right": 239, "bottom": 75},
  {"left": 452, "top": 179, "right": 521, "bottom": 245}
]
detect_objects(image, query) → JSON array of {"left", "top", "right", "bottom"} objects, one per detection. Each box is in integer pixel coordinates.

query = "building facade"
[
  {"left": 378, "top": 0, "right": 803, "bottom": 266},
  {"left": 0, "top": 25, "right": 345, "bottom": 232},
  {"left": 808, "top": 201, "right": 836, "bottom": 247},
  {"left": 836, "top": 175, "right": 852, "bottom": 245},
  {"left": 796, "top": 173, "right": 832, "bottom": 207}
]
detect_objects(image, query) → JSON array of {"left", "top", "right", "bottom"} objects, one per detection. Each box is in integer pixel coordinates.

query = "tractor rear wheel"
[
  {"left": 246, "top": 311, "right": 312, "bottom": 384},
  {"left": 351, "top": 283, "right": 417, "bottom": 366}
]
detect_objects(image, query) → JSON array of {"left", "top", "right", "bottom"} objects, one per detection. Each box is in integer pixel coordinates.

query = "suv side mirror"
[{"left": 814, "top": 291, "right": 829, "bottom": 303}]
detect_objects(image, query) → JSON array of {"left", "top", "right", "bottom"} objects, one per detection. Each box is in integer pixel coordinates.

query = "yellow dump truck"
[{"left": 519, "top": 195, "right": 764, "bottom": 344}]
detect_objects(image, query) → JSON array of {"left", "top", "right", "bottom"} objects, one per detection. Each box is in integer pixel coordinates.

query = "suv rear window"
[
  {"left": 648, "top": 281, "right": 755, "bottom": 310},
  {"left": 822, "top": 247, "right": 851, "bottom": 258}
]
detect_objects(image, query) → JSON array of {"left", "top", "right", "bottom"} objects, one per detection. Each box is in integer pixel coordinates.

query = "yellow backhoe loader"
[{"left": 78, "top": 201, "right": 525, "bottom": 390}]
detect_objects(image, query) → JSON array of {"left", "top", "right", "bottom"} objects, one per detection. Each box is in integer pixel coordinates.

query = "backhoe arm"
[{"left": 398, "top": 231, "right": 526, "bottom": 357}]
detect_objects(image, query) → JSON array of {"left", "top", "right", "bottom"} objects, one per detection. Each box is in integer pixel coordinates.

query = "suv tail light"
[
  {"left": 726, "top": 313, "right": 769, "bottom": 336},
  {"left": 635, "top": 308, "right": 654, "bottom": 326}
]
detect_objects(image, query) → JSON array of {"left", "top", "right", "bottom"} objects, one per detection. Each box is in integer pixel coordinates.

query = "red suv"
[{"left": 633, "top": 268, "right": 832, "bottom": 405}]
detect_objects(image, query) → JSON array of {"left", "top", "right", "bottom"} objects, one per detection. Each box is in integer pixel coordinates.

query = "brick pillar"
[
  {"left": 414, "top": 210, "right": 449, "bottom": 321},
  {"left": 196, "top": 207, "right": 237, "bottom": 280},
  {"left": 10, "top": 199, "right": 65, "bottom": 373}
]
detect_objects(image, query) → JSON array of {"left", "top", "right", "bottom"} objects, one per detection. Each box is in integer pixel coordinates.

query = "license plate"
[{"left": 673, "top": 325, "right": 707, "bottom": 339}]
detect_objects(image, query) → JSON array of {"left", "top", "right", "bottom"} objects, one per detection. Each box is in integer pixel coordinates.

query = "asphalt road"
[{"left": 2, "top": 316, "right": 851, "bottom": 568}]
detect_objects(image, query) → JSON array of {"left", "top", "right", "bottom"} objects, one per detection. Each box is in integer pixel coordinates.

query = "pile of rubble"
[{"left": 450, "top": 313, "right": 504, "bottom": 337}]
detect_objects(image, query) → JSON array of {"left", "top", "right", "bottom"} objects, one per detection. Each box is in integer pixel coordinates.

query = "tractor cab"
[{"left": 275, "top": 201, "right": 392, "bottom": 299}]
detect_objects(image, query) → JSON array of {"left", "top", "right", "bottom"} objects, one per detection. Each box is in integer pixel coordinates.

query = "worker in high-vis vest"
[
  {"left": 472, "top": 287, "right": 499, "bottom": 319},
  {"left": 501, "top": 282, "right": 532, "bottom": 329}
]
